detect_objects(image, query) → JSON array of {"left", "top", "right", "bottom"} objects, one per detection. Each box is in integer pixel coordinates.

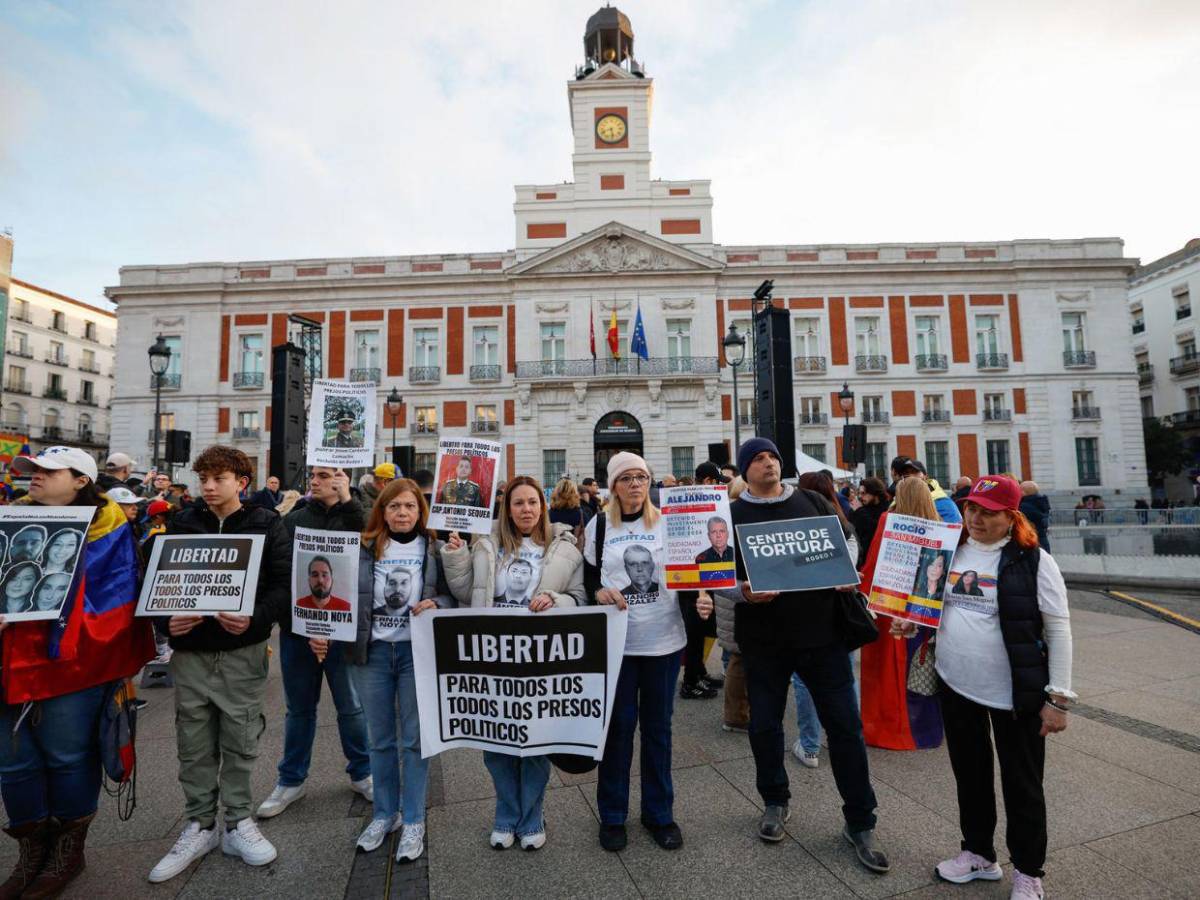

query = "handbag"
[
  {"left": 838, "top": 591, "right": 880, "bottom": 651},
  {"left": 906, "top": 634, "right": 939, "bottom": 696}
]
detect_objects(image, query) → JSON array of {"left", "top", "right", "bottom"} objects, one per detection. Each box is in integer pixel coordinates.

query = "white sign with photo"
[
  {"left": 0, "top": 507, "right": 93, "bottom": 622},
  {"left": 427, "top": 437, "right": 501, "bottom": 535},
  {"left": 307, "top": 379, "right": 377, "bottom": 469},
  {"left": 291, "top": 527, "right": 359, "bottom": 641},
  {"left": 136, "top": 534, "right": 265, "bottom": 616}
]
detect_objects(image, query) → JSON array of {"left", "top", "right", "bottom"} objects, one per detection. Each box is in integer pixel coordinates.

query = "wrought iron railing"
[
  {"left": 152, "top": 373, "right": 182, "bottom": 390},
  {"left": 232, "top": 427, "right": 261, "bottom": 439},
  {"left": 799, "top": 413, "right": 828, "bottom": 425},
  {"left": 855, "top": 355, "right": 888, "bottom": 373},
  {"left": 43, "top": 388, "right": 68, "bottom": 401},
  {"left": 350, "top": 367, "right": 380, "bottom": 383},
  {"left": 915, "top": 354, "right": 948, "bottom": 371},
  {"left": 1169, "top": 352, "right": 1199, "bottom": 376},
  {"left": 4, "top": 381, "right": 31, "bottom": 395},
  {"left": 922, "top": 409, "right": 951, "bottom": 422},
  {"left": 77, "top": 396, "right": 99, "bottom": 407},
  {"left": 1176, "top": 305, "right": 1191, "bottom": 320},
  {"left": 409, "top": 366, "right": 441, "bottom": 384},
  {"left": 233, "top": 371, "right": 265, "bottom": 389},
  {"left": 1137, "top": 363, "right": 1154, "bottom": 384},
  {"left": 976, "top": 352, "right": 1008, "bottom": 370},
  {"left": 861, "top": 411, "right": 890, "bottom": 424},
  {"left": 410, "top": 422, "right": 439, "bottom": 434},
  {"left": 45, "top": 354, "right": 69, "bottom": 367},
  {"left": 470, "top": 420, "right": 500, "bottom": 434},
  {"left": 793, "top": 356, "right": 826, "bottom": 373},
  {"left": 1063, "top": 350, "right": 1096, "bottom": 368},
  {"left": 469, "top": 364, "right": 501, "bottom": 382},
  {"left": 514, "top": 357, "right": 718, "bottom": 378},
  {"left": 983, "top": 408, "right": 1012, "bottom": 422},
  {"left": 1072, "top": 407, "right": 1101, "bottom": 420},
  {"left": 8, "top": 346, "right": 32, "bottom": 359},
  {"left": 1171, "top": 409, "right": 1200, "bottom": 426},
  {"left": 1132, "top": 321, "right": 1146, "bottom": 334}
]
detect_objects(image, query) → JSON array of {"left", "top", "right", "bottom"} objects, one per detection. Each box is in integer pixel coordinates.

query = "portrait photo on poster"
[
  {"left": 306, "top": 380, "right": 377, "bottom": 469},
  {"left": 427, "top": 437, "right": 501, "bottom": 535},
  {"left": 290, "top": 526, "right": 359, "bottom": 641},
  {"left": 660, "top": 485, "right": 736, "bottom": 590},
  {"left": 371, "top": 559, "right": 422, "bottom": 641},
  {"left": 494, "top": 554, "right": 539, "bottom": 608},
  {"left": 0, "top": 507, "right": 93, "bottom": 622}
]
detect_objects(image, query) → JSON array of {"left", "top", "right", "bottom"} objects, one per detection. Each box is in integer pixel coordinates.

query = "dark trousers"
[
  {"left": 742, "top": 642, "right": 877, "bottom": 831},
  {"left": 941, "top": 686, "right": 1047, "bottom": 878},
  {"left": 678, "top": 592, "right": 716, "bottom": 686}
]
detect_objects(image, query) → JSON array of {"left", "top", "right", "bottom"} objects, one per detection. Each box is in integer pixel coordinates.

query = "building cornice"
[{"left": 11, "top": 279, "right": 116, "bottom": 318}]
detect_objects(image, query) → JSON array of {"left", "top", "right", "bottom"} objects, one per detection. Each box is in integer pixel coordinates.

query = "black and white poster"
[
  {"left": 411, "top": 606, "right": 628, "bottom": 759},
  {"left": 291, "top": 527, "right": 358, "bottom": 641},
  {"left": 735, "top": 515, "right": 858, "bottom": 593},
  {"left": 307, "top": 379, "right": 377, "bottom": 469},
  {"left": 136, "top": 534, "right": 265, "bottom": 616},
  {"left": 0, "top": 507, "right": 91, "bottom": 622}
]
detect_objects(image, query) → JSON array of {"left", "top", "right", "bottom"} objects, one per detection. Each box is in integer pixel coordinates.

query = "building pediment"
[{"left": 509, "top": 222, "right": 722, "bottom": 276}]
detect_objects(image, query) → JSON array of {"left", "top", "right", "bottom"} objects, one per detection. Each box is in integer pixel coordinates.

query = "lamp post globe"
[
  {"left": 724, "top": 324, "right": 747, "bottom": 453},
  {"left": 148, "top": 334, "right": 172, "bottom": 474},
  {"left": 385, "top": 387, "right": 403, "bottom": 468}
]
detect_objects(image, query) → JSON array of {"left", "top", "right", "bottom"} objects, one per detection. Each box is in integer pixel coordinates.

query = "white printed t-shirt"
[
  {"left": 493, "top": 537, "right": 545, "bottom": 608},
  {"left": 584, "top": 513, "right": 685, "bottom": 657},
  {"left": 935, "top": 538, "right": 1069, "bottom": 710},
  {"left": 371, "top": 536, "right": 426, "bottom": 642}
]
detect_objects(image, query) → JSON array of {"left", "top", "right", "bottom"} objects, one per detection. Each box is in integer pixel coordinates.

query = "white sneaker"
[
  {"left": 1010, "top": 870, "right": 1045, "bottom": 899},
  {"left": 357, "top": 815, "right": 401, "bottom": 853},
  {"left": 791, "top": 739, "right": 819, "bottom": 768},
  {"left": 519, "top": 830, "right": 546, "bottom": 851},
  {"left": 221, "top": 818, "right": 278, "bottom": 867},
  {"left": 256, "top": 783, "right": 305, "bottom": 818},
  {"left": 351, "top": 775, "right": 374, "bottom": 803},
  {"left": 490, "top": 828, "right": 515, "bottom": 849},
  {"left": 148, "top": 821, "right": 219, "bottom": 883},
  {"left": 395, "top": 822, "right": 425, "bottom": 862},
  {"left": 936, "top": 849, "right": 1003, "bottom": 884}
]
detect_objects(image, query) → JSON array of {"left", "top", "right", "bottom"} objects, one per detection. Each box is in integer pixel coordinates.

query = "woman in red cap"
[{"left": 895, "top": 474, "right": 1074, "bottom": 900}]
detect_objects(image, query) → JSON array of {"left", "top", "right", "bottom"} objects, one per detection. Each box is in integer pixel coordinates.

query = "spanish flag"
[{"left": 607, "top": 308, "right": 620, "bottom": 360}]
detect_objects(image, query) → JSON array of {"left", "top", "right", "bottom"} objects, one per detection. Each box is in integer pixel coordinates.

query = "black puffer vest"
[{"left": 996, "top": 541, "right": 1049, "bottom": 713}]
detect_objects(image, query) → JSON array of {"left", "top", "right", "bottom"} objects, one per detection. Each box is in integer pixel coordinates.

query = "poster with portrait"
[
  {"left": 307, "top": 379, "right": 376, "bottom": 469},
  {"left": 290, "top": 527, "right": 358, "bottom": 641},
  {"left": 493, "top": 545, "right": 543, "bottom": 608},
  {"left": 865, "top": 513, "right": 963, "bottom": 628},
  {"left": 660, "top": 485, "right": 736, "bottom": 590},
  {"left": 136, "top": 534, "right": 264, "bottom": 616},
  {"left": 427, "top": 437, "right": 500, "bottom": 535},
  {"left": 0, "top": 507, "right": 92, "bottom": 622}
]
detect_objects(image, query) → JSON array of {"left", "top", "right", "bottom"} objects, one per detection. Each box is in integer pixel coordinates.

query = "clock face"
[{"left": 595, "top": 113, "right": 627, "bottom": 144}]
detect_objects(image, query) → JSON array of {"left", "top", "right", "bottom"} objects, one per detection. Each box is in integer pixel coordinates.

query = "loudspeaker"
[
  {"left": 269, "top": 343, "right": 308, "bottom": 491},
  {"left": 393, "top": 445, "right": 414, "bottom": 476},
  {"left": 753, "top": 305, "right": 796, "bottom": 477},
  {"left": 707, "top": 442, "right": 730, "bottom": 467},
  {"left": 164, "top": 429, "right": 191, "bottom": 464},
  {"left": 842, "top": 424, "right": 868, "bottom": 466}
]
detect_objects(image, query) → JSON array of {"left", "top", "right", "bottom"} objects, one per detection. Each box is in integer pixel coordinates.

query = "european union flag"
[{"left": 631, "top": 305, "right": 649, "bottom": 361}]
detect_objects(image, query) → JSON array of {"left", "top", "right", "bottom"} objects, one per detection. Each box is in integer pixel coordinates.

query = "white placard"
[
  {"left": 0, "top": 507, "right": 93, "bottom": 622},
  {"left": 426, "top": 437, "right": 500, "bottom": 535},
  {"left": 136, "top": 534, "right": 264, "bottom": 616},
  {"left": 660, "top": 485, "right": 736, "bottom": 590},
  {"left": 307, "top": 379, "right": 377, "bottom": 469},
  {"left": 291, "top": 527, "right": 359, "bottom": 641}
]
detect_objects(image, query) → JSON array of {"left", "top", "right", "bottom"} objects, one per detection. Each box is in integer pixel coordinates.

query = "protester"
[
  {"left": 724, "top": 438, "right": 887, "bottom": 872},
  {"left": 249, "top": 475, "right": 283, "bottom": 510},
  {"left": 850, "top": 477, "right": 889, "bottom": 567},
  {"left": 141, "top": 471, "right": 173, "bottom": 501},
  {"left": 360, "top": 463, "right": 396, "bottom": 517},
  {"left": 148, "top": 446, "right": 291, "bottom": 883},
  {"left": 0, "top": 446, "right": 154, "bottom": 896},
  {"left": 276, "top": 489, "right": 302, "bottom": 517},
  {"left": 896, "top": 475, "right": 1074, "bottom": 900},
  {"left": 548, "top": 477, "right": 584, "bottom": 533},
  {"left": 255, "top": 468, "right": 372, "bottom": 821},
  {"left": 1018, "top": 481, "right": 1052, "bottom": 552},
  {"left": 720, "top": 463, "right": 739, "bottom": 482},
  {"left": 97, "top": 451, "right": 135, "bottom": 492},
  {"left": 578, "top": 477, "right": 601, "bottom": 527},
  {"left": 713, "top": 473, "right": 750, "bottom": 732},
  {"left": 584, "top": 452, "right": 691, "bottom": 852},
  {"left": 892, "top": 458, "right": 961, "bottom": 525},
  {"left": 858, "top": 477, "right": 946, "bottom": 751},
  {"left": 951, "top": 476, "right": 973, "bottom": 504},
  {"left": 319, "top": 478, "right": 451, "bottom": 860},
  {"left": 441, "top": 474, "right": 584, "bottom": 850}
]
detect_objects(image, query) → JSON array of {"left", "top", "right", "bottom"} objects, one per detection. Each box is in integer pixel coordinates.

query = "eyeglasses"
[{"left": 616, "top": 474, "right": 650, "bottom": 486}]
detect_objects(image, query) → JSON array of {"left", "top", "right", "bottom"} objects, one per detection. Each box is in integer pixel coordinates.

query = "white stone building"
[
  {"left": 3, "top": 279, "right": 116, "bottom": 461},
  {"left": 106, "top": 8, "right": 1147, "bottom": 501},
  {"left": 1127, "top": 238, "right": 1200, "bottom": 500}
]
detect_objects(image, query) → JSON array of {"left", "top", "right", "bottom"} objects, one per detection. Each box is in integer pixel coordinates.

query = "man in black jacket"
[
  {"left": 257, "top": 467, "right": 372, "bottom": 819},
  {"left": 149, "top": 446, "right": 290, "bottom": 883},
  {"left": 727, "top": 438, "right": 890, "bottom": 874},
  {"left": 1019, "top": 481, "right": 1052, "bottom": 552}
]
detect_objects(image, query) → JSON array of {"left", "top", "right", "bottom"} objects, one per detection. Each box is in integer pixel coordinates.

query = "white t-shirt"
[
  {"left": 584, "top": 513, "right": 685, "bottom": 657},
  {"left": 371, "top": 536, "right": 426, "bottom": 642},
  {"left": 494, "top": 537, "right": 545, "bottom": 608},
  {"left": 935, "top": 538, "right": 1069, "bottom": 710}
]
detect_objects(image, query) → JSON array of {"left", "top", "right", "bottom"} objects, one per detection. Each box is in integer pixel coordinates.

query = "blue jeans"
[
  {"left": 597, "top": 652, "right": 681, "bottom": 827},
  {"left": 483, "top": 752, "right": 551, "bottom": 836},
  {"left": 350, "top": 640, "right": 428, "bottom": 823},
  {"left": 0, "top": 683, "right": 109, "bottom": 826},
  {"left": 277, "top": 631, "right": 370, "bottom": 786},
  {"left": 792, "top": 674, "right": 822, "bottom": 754}
]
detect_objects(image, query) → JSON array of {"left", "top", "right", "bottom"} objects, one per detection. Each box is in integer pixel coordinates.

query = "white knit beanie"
[{"left": 607, "top": 451, "right": 650, "bottom": 490}]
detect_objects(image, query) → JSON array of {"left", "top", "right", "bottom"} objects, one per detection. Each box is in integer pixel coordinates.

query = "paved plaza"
[{"left": 18, "top": 591, "right": 1200, "bottom": 899}]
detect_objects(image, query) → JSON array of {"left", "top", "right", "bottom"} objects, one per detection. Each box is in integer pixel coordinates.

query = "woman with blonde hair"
[
  {"left": 275, "top": 490, "right": 302, "bottom": 517},
  {"left": 548, "top": 477, "right": 583, "bottom": 535}
]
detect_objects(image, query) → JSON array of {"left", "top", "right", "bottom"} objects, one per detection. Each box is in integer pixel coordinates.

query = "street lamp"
[
  {"left": 723, "top": 323, "right": 747, "bottom": 454},
  {"left": 385, "top": 387, "right": 403, "bottom": 467},
  {"left": 148, "top": 333, "right": 172, "bottom": 474},
  {"left": 838, "top": 380, "right": 855, "bottom": 472}
]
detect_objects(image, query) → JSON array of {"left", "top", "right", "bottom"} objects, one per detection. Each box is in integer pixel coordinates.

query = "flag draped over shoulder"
[
  {"left": 607, "top": 308, "right": 620, "bottom": 360},
  {"left": 631, "top": 304, "right": 649, "bottom": 361},
  {"left": 3, "top": 499, "right": 154, "bottom": 704}
]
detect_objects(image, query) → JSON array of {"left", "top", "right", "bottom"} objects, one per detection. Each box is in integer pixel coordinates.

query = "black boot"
[{"left": 0, "top": 819, "right": 51, "bottom": 899}]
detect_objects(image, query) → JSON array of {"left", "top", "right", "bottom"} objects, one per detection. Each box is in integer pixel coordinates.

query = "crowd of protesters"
[{"left": 0, "top": 437, "right": 1075, "bottom": 900}]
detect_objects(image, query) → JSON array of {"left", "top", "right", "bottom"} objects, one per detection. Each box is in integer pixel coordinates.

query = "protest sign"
[
  {"left": 411, "top": 606, "right": 628, "bottom": 759},
  {"left": 427, "top": 437, "right": 500, "bottom": 535},
  {"left": 136, "top": 534, "right": 264, "bottom": 616},
  {"left": 291, "top": 527, "right": 358, "bottom": 641},
  {"left": 867, "top": 513, "right": 963, "bottom": 628},
  {"left": 734, "top": 515, "right": 858, "bottom": 593},
  {"left": 307, "top": 379, "right": 377, "bottom": 469},
  {"left": 660, "top": 485, "right": 736, "bottom": 590},
  {"left": 0, "top": 507, "right": 92, "bottom": 622}
]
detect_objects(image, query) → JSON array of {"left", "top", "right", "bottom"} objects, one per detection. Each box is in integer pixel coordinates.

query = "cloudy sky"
[{"left": 3, "top": 0, "right": 1198, "bottom": 307}]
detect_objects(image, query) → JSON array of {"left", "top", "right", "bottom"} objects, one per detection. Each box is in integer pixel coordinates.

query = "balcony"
[
  {"left": 77, "top": 395, "right": 99, "bottom": 407},
  {"left": 232, "top": 426, "right": 261, "bottom": 440},
  {"left": 737, "top": 414, "right": 756, "bottom": 426},
  {"left": 4, "top": 381, "right": 31, "bottom": 395},
  {"left": 861, "top": 411, "right": 890, "bottom": 425},
  {"left": 44, "top": 354, "right": 69, "bottom": 368},
  {"left": 9, "top": 312, "right": 32, "bottom": 324},
  {"left": 0, "top": 421, "right": 28, "bottom": 434},
  {"left": 983, "top": 408, "right": 1012, "bottom": 422},
  {"left": 409, "top": 366, "right": 442, "bottom": 384},
  {"left": 515, "top": 357, "right": 718, "bottom": 379},
  {"left": 41, "top": 426, "right": 64, "bottom": 441},
  {"left": 915, "top": 354, "right": 948, "bottom": 372},
  {"left": 410, "top": 421, "right": 439, "bottom": 435},
  {"left": 8, "top": 346, "right": 32, "bottom": 359},
  {"left": 152, "top": 373, "right": 182, "bottom": 391},
  {"left": 922, "top": 410, "right": 952, "bottom": 423},
  {"left": 470, "top": 364, "right": 502, "bottom": 382},
  {"left": 1176, "top": 305, "right": 1192, "bottom": 321},
  {"left": 233, "top": 371, "right": 265, "bottom": 389},
  {"left": 1137, "top": 363, "right": 1154, "bottom": 385},
  {"left": 350, "top": 367, "right": 380, "bottom": 383},
  {"left": 1169, "top": 352, "right": 1200, "bottom": 376},
  {"left": 77, "top": 429, "right": 107, "bottom": 445},
  {"left": 976, "top": 352, "right": 1009, "bottom": 370},
  {"left": 799, "top": 413, "right": 828, "bottom": 426},
  {"left": 43, "top": 387, "right": 68, "bottom": 401},
  {"left": 78, "top": 362, "right": 101, "bottom": 374},
  {"left": 855, "top": 355, "right": 888, "bottom": 373},
  {"left": 1063, "top": 350, "right": 1096, "bottom": 368},
  {"left": 470, "top": 419, "right": 500, "bottom": 435},
  {"left": 49, "top": 322, "right": 68, "bottom": 334},
  {"left": 793, "top": 356, "right": 827, "bottom": 374},
  {"left": 82, "top": 330, "right": 101, "bottom": 344},
  {"left": 1170, "top": 409, "right": 1200, "bottom": 427},
  {"left": 1132, "top": 321, "right": 1146, "bottom": 334},
  {"left": 1072, "top": 407, "right": 1101, "bottom": 420}
]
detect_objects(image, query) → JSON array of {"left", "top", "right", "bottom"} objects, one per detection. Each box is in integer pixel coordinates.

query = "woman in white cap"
[{"left": 583, "top": 452, "right": 707, "bottom": 852}]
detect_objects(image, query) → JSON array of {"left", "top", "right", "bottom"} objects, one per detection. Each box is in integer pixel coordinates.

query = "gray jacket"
[
  {"left": 346, "top": 535, "right": 454, "bottom": 665},
  {"left": 440, "top": 523, "right": 583, "bottom": 608}
]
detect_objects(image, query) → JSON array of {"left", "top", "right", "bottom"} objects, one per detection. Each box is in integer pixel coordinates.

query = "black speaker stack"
[
  {"left": 269, "top": 343, "right": 308, "bottom": 490},
  {"left": 753, "top": 299, "right": 797, "bottom": 478},
  {"left": 164, "top": 429, "right": 191, "bottom": 465}
]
